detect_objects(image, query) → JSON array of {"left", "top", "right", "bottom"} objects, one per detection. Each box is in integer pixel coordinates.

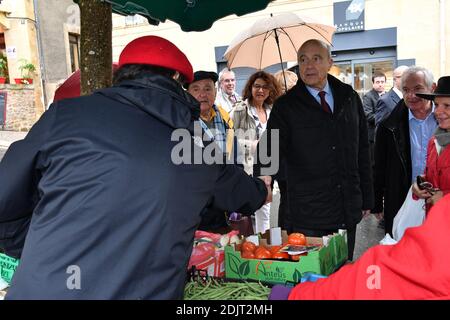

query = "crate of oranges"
[{"left": 224, "top": 229, "right": 346, "bottom": 284}]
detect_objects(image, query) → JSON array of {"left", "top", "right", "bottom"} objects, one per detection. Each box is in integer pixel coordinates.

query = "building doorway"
[{"left": 330, "top": 58, "right": 395, "bottom": 99}]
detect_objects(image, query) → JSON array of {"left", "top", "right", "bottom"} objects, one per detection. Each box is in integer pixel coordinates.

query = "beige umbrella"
[{"left": 224, "top": 12, "right": 336, "bottom": 88}]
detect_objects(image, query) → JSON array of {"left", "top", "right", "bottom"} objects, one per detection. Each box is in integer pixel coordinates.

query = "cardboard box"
[
  {"left": 329, "top": 230, "right": 348, "bottom": 267},
  {"left": 225, "top": 231, "right": 347, "bottom": 284},
  {"left": 0, "top": 253, "right": 19, "bottom": 284}
]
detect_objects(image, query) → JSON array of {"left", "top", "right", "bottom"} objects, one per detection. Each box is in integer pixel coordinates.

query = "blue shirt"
[
  {"left": 305, "top": 81, "right": 334, "bottom": 113},
  {"left": 409, "top": 104, "right": 437, "bottom": 183}
]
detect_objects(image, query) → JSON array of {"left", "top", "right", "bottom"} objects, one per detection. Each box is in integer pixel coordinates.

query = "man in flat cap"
[
  {"left": 185, "top": 71, "right": 234, "bottom": 156},
  {"left": 0, "top": 36, "right": 269, "bottom": 299},
  {"left": 185, "top": 71, "right": 239, "bottom": 232}
]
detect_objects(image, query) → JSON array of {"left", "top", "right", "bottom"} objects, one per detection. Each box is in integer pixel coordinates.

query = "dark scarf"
[{"left": 435, "top": 127, "right": 450, "bottom": 147}]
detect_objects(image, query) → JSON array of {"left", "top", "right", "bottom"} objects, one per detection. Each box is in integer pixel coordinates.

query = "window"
[
  {"left": 69, "top": 33, "right": 80, "bottom": 73},
  {"left": 330, "top": 58, "right": 395, "bottom": 99}
]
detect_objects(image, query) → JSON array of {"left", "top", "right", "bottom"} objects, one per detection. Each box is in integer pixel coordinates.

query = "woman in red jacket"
[{"left": 412, "top": 76, "right": 450, "bottom": 209}]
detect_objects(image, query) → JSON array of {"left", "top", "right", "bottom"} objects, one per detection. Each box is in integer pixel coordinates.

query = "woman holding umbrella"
[{"left": 230, "top": 71, "right": 281, "bottom": 233}]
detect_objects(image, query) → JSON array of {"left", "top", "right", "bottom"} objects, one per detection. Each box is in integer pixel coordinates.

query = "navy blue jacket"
[
  {"left": 374, "top": 88, "right": 401, "bottom": 127},
  {"left": 0, "top": 74, "right": 266, "bottom": 299}
]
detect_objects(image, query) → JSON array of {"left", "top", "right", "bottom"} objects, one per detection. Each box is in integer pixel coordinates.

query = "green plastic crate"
[
  {"left": 225, "top": 236, "right": 336, "bottom": 285},
  {"left": 0, "top": 253, "right": 19, "bottom": 284}
]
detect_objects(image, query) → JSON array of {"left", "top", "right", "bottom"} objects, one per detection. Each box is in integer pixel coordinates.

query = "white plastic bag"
[
  {"left": 392, "top": 186, "right": 426, "bottom": 241},
  {"left": 0, "top": 277, "right": 8, "bottom": 292},
  {"left": 379, "top": 233, "right": 398, "bottom": 245}
]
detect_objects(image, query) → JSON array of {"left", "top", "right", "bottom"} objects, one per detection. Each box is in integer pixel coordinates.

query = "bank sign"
[{"left": 334, "top": 0, "right": 365, "bottom": 33}]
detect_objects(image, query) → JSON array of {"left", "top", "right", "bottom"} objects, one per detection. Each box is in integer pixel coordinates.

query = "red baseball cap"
[{"left": 119, "top": 36, "right": 193, "bottom": 83}]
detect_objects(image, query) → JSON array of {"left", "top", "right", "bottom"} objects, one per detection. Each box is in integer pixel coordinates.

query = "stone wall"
[{"left": 0, "top": 85, "right": 37, "bottom": 132}]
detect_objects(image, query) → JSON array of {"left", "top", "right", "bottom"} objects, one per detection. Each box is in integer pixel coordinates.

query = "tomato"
[
  {"left": 288, "top": 233, "right": 307, "bottom": 246},
  {"left": 254, "top": 247, "right": 272, "bottom": 259},
  {"left": 291, "top": 252, "right": 308, "bottom": 261},
  {"left": 241, "top": 251, "right": 255, "bottom": 259},
  {"left": 271, "top": 251, "right": 289, "bottom": 260},
  {"left": 254, "top": 246, "right": 267, "bottom": 254},
  {"left": 241, "top": 241, "right": 257, "bottom": 253},
  {"left": 269, "top": 245, "right": 282, "bottom": 255},
  {"left": 290, "top": 254, "right": 301, "bottom": 261}
]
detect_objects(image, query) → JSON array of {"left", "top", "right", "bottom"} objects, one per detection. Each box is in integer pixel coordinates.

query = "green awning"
[{"left": 75, "top": 0, "right": 274, "bottom": 32}]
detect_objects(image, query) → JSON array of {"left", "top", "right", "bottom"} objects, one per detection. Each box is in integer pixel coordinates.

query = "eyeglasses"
[{"left": 252, "top": 84, "right": 270, "bottom": 91}]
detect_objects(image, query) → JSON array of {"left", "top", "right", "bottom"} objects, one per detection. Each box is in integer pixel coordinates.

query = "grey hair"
[
  {"left": 401, "top": 66, "right": 434, "bottom": 89},
  {"left": 394, "top": 65, "right": 409, "bottom": 74},
  {"left": 298, "top": 39, "right": 332, "bottom": 59},
  {"left": 218, "top": 67, "right": 235, "bottom": 82}
]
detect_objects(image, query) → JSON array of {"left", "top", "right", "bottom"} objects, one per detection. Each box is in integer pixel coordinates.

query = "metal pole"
[
  {"left": 33, "top": 0, "right": 48, "bottom": 108},
  {"left": 273, "top": 28, "right": 287, "bottom": 93}
]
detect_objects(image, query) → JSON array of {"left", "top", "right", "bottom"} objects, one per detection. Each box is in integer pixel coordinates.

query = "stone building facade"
[
  {"left": 0, "top": 0, "right": 80, "bottom": 132},
  {"left": 0, "top": 84, "right": 36, "bottom": 131}
]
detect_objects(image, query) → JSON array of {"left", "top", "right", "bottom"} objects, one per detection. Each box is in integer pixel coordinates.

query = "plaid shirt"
[{"left": 199, "top": 104, "right": 229, "bottom": 153}]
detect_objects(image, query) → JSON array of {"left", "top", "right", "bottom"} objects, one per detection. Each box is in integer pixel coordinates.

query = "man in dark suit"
[
  {"left": 372, "top": 66, "right": 437, "bottom": 237},
  {"left": 363, "top": 72, "right": 386, "bottom": 165},
  {"left": 256, "top": 39, "right": 374, "bottom": 260},
  {"left": 375, "top": 65, "right": 409, "bottom": 127}
]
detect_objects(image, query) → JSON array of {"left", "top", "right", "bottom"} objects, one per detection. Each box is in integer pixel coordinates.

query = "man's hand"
[
  {"left": 362, "top": 210, "right": 371, "bottom": 219},
  {"left": 426, "top": 190, "right": 443, "bottom": 206},
  {"left": 258, "top": 175, "right": 272, "bottom": 204},
  {"left": 412, "top": 182, "right": 432, "bottom": 199}
]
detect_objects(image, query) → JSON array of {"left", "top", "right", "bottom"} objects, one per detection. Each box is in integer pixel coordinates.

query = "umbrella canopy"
[
  {"left": 53, "top": 64, "right": 119, "bottom": 103},
  {"left": 82, "top": 0, "right": 274, "bottom": 32},
  {"left": 224, "top": 12, "right": 336, "bottom": 70}
]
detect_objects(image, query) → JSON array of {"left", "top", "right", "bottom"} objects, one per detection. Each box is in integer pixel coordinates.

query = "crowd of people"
[{"left": 0, "top": 34, "right": 449, "bottom": 299}]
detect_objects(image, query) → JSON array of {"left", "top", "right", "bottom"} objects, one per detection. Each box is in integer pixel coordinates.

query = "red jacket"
[
  {"left": 288, "top": 193, "right": 450, "bottom": 300},
  {"left": 424, "top": 137, "right": 450, "bottom": 197}
]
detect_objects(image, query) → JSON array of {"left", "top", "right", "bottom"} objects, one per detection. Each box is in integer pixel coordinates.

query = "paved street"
[
  {"left": 354, "top": 214, "right": 385, "bottom": 260},
  {"left": 0, "top": 131, "right": 27, "bottom": 160}
]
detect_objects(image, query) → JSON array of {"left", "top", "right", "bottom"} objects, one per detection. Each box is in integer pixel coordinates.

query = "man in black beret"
[{"left": 186, "top": 71, "right": 234, "bottom": 156}]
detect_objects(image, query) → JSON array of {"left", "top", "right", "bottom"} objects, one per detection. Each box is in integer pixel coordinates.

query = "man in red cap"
[{"left": 0, "top": 36, "right": 270, "bottom": 299}]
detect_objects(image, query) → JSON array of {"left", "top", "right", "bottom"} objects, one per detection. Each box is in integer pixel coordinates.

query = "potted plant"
[
  {"left": 15, "top": 59, "right": 36, "bottom": 84},
  {"left": 0, "top": 55, "right": 7, "bottom": 84}
]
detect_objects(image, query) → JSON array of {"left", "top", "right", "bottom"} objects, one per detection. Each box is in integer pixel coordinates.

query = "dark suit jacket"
[
  {"left": 362, "top": 89, "right": 382, "bottom": 142},
  {"left": 256, "top": 74, "right": 374, "bottom": 230},
  {"left": 373, "top": 101, "right": 412, "bottom": 236},
  {"left": 374, "top": 88, "right": 401, "bottom": 127}
]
